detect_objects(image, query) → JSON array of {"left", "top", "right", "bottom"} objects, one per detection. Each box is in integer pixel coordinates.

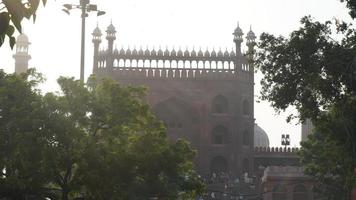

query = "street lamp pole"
[
  {"left": 63, "top": 0, "right": 105, "bottom": 83},
  {"left": 80, "top": 0, "right": 87, "bottom": 82}
]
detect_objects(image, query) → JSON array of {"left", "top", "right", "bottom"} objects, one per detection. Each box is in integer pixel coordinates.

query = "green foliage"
[
  {"left": 300, "top": 97, "right": 356, "bottom": 199},
  {"left": 0, "top": 71, "right": 204, "bottom": 200},
  {"left": 0, "top": 69, "right": 52, "bottom": 199},
  {"left": 256, "top": 16, "right": 356, "bottom": 121},
  {"left": 341, "top": 0, "right": 356, "bottom": 19},
  {"left": 0, "top": 0, "right": 47, "bottom": 48},
  {"left": 255, "top": 3, "right": 356, "bottom": 199}
]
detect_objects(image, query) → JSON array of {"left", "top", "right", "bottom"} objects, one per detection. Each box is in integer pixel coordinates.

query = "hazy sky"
[{"left": 0, "top": 0, "right": 352, "bottom": 146}]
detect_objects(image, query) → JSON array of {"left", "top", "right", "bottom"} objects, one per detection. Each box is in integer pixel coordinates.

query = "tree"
[
  {"left": 0, "top": 71, "right": 204, "bottom": 200},
  {"left": 51, "top": 77, "right": 204, "bottom": 200},
  {"left": 254, "top": 1, "right": 356, "bottom": 199},
  {"left": 0, "top": 69, "right": 54, "bottom": 199},
  {"left": 0, "top": 0, "right": 47, "bottom": 48}
]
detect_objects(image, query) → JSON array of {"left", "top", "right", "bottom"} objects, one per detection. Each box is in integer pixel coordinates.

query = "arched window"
[
  {"left": 119, "top": 59, "right": 125, "bottom": 67},
  {"left": 242, "top": 158, "right": 249, "bottom": 173},
  {"left": 125, "top": 59, "right": 131, "bottom": 67},
  {"left": 243, "top": 130, "right": 250, "bottom": 146},
  {"left": 293, "top": 184, "right": 308, "bottom": 200},
  {"left": 243, "top": 100, "right": 250, "bottom": 115},
  {"left": 212, "top": 95, "right": 228, "bottom": 114},
  {"left": 272, "top": 185, "right": 287, "bottom": 200},
  {"left": 113, "top": 59, "right": 118, "bottom": 67},
  {"left": 212, "top": 125, "right": 228, "bottom": 144},
  {"left": 210, "top": 156, "right": 228, "bottom": 173}
]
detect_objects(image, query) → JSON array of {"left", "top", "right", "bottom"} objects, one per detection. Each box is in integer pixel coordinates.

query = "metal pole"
[{"left": 80, "top": 0, "right": 87, "bottom": 82}]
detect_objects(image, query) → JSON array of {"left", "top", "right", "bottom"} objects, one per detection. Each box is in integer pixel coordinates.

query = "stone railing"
[{"left": 254, "top": 146, "right": 300, "bottom": 153}]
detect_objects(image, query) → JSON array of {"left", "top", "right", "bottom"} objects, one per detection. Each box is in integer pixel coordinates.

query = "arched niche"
[
  {"left": 212, "top": 95, "right": 228, "bottom": 114},
  {"left": 211, "top": 125, "right": 228, "bottom": 145}
]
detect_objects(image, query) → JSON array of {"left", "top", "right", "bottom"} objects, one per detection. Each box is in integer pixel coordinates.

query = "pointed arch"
[
  {"left": 211, "top": 125, "right": 229, "bottom": 144},
  {"left": 212, "top": 95, "right": 228, "bottom": 114}
]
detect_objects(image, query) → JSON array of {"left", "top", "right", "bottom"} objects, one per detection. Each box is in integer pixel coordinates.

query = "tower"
[
  {"left": 13, "top": 33, "right": 31, "bottom": 74},
  {"left": 92, "top": 24, "right": 102, "bottom": 73},
  {"left": 233, "top": 23, "right": 243, "bottom": 56},
  {"left": 106, "top": 22, "right": 116, "bottom": 69},
  {"left": 246, "top": 26, "right": 256, "bottom": 55},
  {"left": 246, "top": 26, "right": 256, "bottom": 73}
]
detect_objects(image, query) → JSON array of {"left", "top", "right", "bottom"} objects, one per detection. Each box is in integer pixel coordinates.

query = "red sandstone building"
[{"left": 91, "top": 23, "right": 256, "bottom": 179}]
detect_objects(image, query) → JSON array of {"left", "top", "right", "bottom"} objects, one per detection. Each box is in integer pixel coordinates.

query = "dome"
[
  {"left": 246, "top": 29, "right": 256, "bottom": 41},
  {"left": 254, "top": 124, "right": 270, "bottom": 147},
  {"left": 106, "top": 23, "right": 116, "bottom": 33},
  {"left": 233, "top": 24, "right": 243, "bottom": 37},
  {"left": 92, "top": 26, "right": 102, "bottom": 36},
  {"left": 16, "top": 33, "right": 30, "bottom": 45}
]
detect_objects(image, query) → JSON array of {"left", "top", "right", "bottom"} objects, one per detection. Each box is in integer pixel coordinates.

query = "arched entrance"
[{"left": 210, "top": 156, "right": 228, "bottom": 173}]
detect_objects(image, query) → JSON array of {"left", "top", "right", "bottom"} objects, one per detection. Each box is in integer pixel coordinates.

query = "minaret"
[
  {"left": 92, "top": 24, "right": 102, "bottom": 73},
  {"left": 106, "top": 22, "right": 116, "bottom": 69},
  {"left": 13, "top": 33, "right": 31, "bottom": 74},
  {"left": 233, "top": 23, "right": 243, "bottom": 71},
  {"left": 246, "top": 26, "right": 256, "bottom": 72}
]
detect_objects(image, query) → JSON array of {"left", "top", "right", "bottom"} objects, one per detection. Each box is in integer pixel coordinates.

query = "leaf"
[
  {"left": 0, "top": 35, "right": 5, "bottom": 47},
  {"left": 3, "top": 0, "right": 25, "bottom": 31},
  {"left": 11, "top": 16, "right": 22, "bottom": 33},
  {"left": 6, "top": 26, "right": 14, "bottom": 37},
  {"left": 0, "top": 12, "right": 10, "bottom": 35},
  {"left": 9, "top": 36, "right": 16, "bottom": 49},
  {"left": 32, "top": 13, "right": 36, "bottom": 22},
  {"left": 42, "top": 0, "right": 47, "bottom": 6}
]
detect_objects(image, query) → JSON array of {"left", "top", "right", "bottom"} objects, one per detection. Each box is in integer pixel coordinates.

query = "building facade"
[
  {"left": 91, "top": 23, "right": 318, "bottom": 200},
  {"left": 91, "top": 23, "right": 256, "bottom": 178}
]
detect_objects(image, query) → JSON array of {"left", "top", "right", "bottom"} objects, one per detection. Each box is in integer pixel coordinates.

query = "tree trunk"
[{"left": 62, "top": 188, "right": 69, "bottom": 200}]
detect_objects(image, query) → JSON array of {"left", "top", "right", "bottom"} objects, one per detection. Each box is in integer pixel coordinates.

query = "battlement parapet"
[
  {"left": 95, "top": 67, "right": 246, "bottom": 80},
  {"left": 99, "top": 47, "right": 239, "bottom": 62},
  {"left": 96, "top": 47, "right": 252, "bottom": 72},
  {"left": 254, "top": 146, "right": 300, "bottom": 153}
]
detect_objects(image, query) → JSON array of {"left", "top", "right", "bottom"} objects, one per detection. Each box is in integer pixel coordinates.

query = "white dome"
[
  {"left": 16, "top": 33, "right": 30, "bottom": 45},
  {"left": 254, "top": 124, "right": 269, "bottom": 147}
]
